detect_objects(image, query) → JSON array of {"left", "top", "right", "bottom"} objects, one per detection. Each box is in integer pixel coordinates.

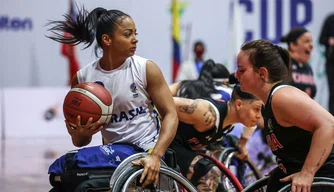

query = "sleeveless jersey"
[
  {"left": 173, "top": 98, "right": 234, "bottom": 151},
  {"left": 291, "top": 58, "right": 317, "bottom": 98},
  {"left": 262, "top": 83, "right": 334, "bottom": 175},
  {"left": 77, "top": 55, "right": 160, "bottom": 151}
]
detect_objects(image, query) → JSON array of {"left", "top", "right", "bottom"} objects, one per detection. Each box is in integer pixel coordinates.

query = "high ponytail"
[
  {"left": 46, "top": 5, "right": 97, "bottom": 49},
  {"left": 198, "top": 59, "right": 216, "bottom": 84},
  {"left": 178, "top": 59, "right": 219, "bottom": 99},
  {"left": 274, "top": 45, "right": 292, "bottom": 82},
  {"left": 46, "top": 6, "right": 131, "bottom": 56}
]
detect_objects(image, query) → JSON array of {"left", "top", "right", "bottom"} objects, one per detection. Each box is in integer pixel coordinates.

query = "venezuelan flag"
[{"left": 172, "top": 0, "right": 181, "bottom": 82}]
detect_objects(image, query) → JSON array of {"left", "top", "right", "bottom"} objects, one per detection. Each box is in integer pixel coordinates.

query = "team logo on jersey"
[
  {"left": 94, "top": 81, "right": 105, "bottom": 87},
  {"left": 267, "top": 119, "right": 274, "bottom": 133},
  {"left": 130, "top": 82, "right": 137, "bottom": 93},
  {"left": 130, "top": 82, "right": 139, "bottom": 98}
]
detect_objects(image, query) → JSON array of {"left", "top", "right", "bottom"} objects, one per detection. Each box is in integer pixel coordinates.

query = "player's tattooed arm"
[
  {"left": 173, "top": 98, "right": 216, "bottom": 131},
  {"left": 316, "top": 148, "right": 327, "bottom": 167},
  {"left": 203, "top": 105, "right": 216, "bottom": 126},
  {"left": 179, "top": 99, "right": 199, "bottom": 114}
]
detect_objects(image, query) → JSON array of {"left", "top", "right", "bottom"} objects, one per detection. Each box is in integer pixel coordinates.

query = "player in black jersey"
[
  {"left": 280, "top": 27, "right": 316, "bottom": 98},
  {"left": 235, "top": 39, "right": 334, "bottom": 192},
  {"left": 170, "top": 85, "right": 263, "bottom": 191}
]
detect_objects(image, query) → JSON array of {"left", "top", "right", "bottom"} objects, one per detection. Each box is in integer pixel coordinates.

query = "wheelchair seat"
[{"left": 49, "top": 148, "right": 180, "bottom": 192}]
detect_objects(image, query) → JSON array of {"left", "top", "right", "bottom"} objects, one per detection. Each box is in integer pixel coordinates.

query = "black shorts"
[
  {"left": 169, "top": 141, "right": 197, "bottom": 177},
  {"left": 267, "top": 167, "right": 287, "bottom": 192}
]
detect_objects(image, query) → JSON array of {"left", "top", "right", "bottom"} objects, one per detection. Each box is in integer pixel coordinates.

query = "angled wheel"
[
  {"left": 109, "top": 152, "right": 167, "bottom": 189},
  {"left": 241, "top": 176, "right": 269, "bottom": 192},
  {"left": 111, "top": 165, "right": 198, "bottom": 192},
  {"left": 278, "top": 177, "right": 334, "bottom": 192},
  {"left": 217, "top": 147, "right": 262, "bottom": 190}
]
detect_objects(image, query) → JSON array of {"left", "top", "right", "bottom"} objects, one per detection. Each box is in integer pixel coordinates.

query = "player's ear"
[
  {"left": 102, "top": 34, "right": 112, "bottom": 46},
  {"left": 258, "top": 67, "right": 268, "bottom": 80},
  {"left": 235, "top": 99, "right": 243, "bottom": 110}
]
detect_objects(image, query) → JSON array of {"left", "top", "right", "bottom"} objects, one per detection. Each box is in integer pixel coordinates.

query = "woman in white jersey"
[
  {"left": 235, "top": 39, "right": 334, "bottom": 192},
  {"left": 47, "top": 7, "right": 178, "bottom": 188}
]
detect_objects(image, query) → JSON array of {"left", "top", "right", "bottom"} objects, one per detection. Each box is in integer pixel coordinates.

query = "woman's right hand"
[{"left": 65, "top": 116, "right": 104, "bottom": 138}]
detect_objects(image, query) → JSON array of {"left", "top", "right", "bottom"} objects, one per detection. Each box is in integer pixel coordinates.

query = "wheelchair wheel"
[
  {"left": 219, "top": 147, "right": 262, "bottom": 189},
  {"left": 241, "top": 176, "right": 268, "bottom": 192},
  {"left": 278, "top": 177, "right": 334, "bottom": 192},
  {"left": 109, "top": 152, "right": 167, "bottom": 189},
  {"left": 111, "top": 165, "right": 198, "bottom": 192}
]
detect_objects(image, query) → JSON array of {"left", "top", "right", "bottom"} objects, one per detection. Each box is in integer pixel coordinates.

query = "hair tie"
[
  {"left": 274, "top": 44, "right": 282, "bottom": 53},
  {"left": 274, "top": 45, "right": 289, "bottom": 68}
]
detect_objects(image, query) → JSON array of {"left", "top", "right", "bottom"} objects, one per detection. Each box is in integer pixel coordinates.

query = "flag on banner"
[
  {"left": 227, "top": 0, "right": 245, "bottom": 73},
  {"left": 172, "top": 0, "right": 181, "bottom": 82},
  {"left": 61, "top": 0, "right": 80, "bottom": 85}
]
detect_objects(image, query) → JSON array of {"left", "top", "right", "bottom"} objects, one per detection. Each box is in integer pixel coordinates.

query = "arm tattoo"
[
  {"left": 203, "top": 105, "right": 217, "bottom": 126},
  {"left": 316, "top": 148, "right": 327, "bottom": 167},
  {"left": 179, "top": 100, "right": 199, "bottom": 114}
]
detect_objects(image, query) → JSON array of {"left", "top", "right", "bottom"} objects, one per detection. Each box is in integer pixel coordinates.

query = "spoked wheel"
[
  {"left": 219, "top": 148, "right": 262, "bottom": 190},
  {"left": 111, "top": 165, "right": 199, "bottom": 192},
  {"left": 241, "top": 176, "right": 268, "bottom": 192},
  {"left": 278, "top": 177, "right": 334, "bottom": 192}
]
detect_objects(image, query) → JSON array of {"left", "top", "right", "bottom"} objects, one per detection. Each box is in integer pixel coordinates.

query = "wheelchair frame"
[{"left": 242, "top": 176, "right": 334, "bottom": 192}]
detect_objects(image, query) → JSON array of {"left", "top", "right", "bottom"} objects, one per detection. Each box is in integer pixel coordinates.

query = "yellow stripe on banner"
[{"left": 172, "top": 0, "right": 181, "bottom": 43}]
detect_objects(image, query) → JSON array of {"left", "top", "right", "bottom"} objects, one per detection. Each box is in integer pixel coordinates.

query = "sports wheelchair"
[
  {"left": 49, "top": 144, "right": 261, "bottom": 192},
  {"left": 49, "top": 148, "right": 198, "bottom": 192}
]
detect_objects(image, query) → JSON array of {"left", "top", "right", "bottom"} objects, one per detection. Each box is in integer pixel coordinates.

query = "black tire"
[
  {"left": 241, "top": 176, "right": 269, "bottom": 192},
  {"left": 278, "top": 177, "right": 334, "bottom": 192}
]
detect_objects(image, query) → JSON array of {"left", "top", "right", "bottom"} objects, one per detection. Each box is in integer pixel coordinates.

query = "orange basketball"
[{"left": 63, "top": 82, "right": 113, "bottom": 127}]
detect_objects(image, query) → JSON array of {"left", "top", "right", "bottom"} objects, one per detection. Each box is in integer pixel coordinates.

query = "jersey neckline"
[{"left": 96, "top": 57, "right": 130, "bottom": 73}]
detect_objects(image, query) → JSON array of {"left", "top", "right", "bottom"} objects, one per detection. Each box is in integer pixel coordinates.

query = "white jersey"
[{"left": 77, "top": 55, "right": 160, "bottom": 151}]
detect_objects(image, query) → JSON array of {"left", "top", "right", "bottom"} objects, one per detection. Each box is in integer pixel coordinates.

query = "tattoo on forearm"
[
  {"left": 179, "top": 100, "right": 199, "bottom": 114},
  {"left": 316, "top": 148, "right": 327, "bottom": 167},
  {"left": 203, "top": 105, "right": 217, "bottom": 126}
]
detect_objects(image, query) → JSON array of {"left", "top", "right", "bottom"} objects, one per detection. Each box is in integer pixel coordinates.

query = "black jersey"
[
  {"left": 173, "top": 98, "right": 233, "bottom": 151},
  {"left": 262, "top": 83, "right": 334, "bottom": 175},
  {"left": 291, "top": 58, "right": 317, "bottom": 98}
]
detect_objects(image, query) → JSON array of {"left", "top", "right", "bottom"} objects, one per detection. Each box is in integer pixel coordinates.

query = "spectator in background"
[
  {"left": 176, "top": 41, "right": 206, "bottom": 81},
  {"left": 319, "top": 13, "right": 334, "bottom": 115},
  {"left": 280, "top": 27, "right": 316, "bottom": 98}
]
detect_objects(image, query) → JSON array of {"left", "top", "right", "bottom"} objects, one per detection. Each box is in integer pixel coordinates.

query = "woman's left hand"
[
  {"left": 280, "top": 171, "right": 314, "bottom": 192},
  {"left": 132, "top": 154, "right": 161, "bottom": 188},
  {"left": 234, "top": 142, "right": 249, "bottom": 161}
]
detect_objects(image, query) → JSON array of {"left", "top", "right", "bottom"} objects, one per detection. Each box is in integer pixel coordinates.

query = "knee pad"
[{"left": 190, "top": 158, "right": 216, "bottom": 184}]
